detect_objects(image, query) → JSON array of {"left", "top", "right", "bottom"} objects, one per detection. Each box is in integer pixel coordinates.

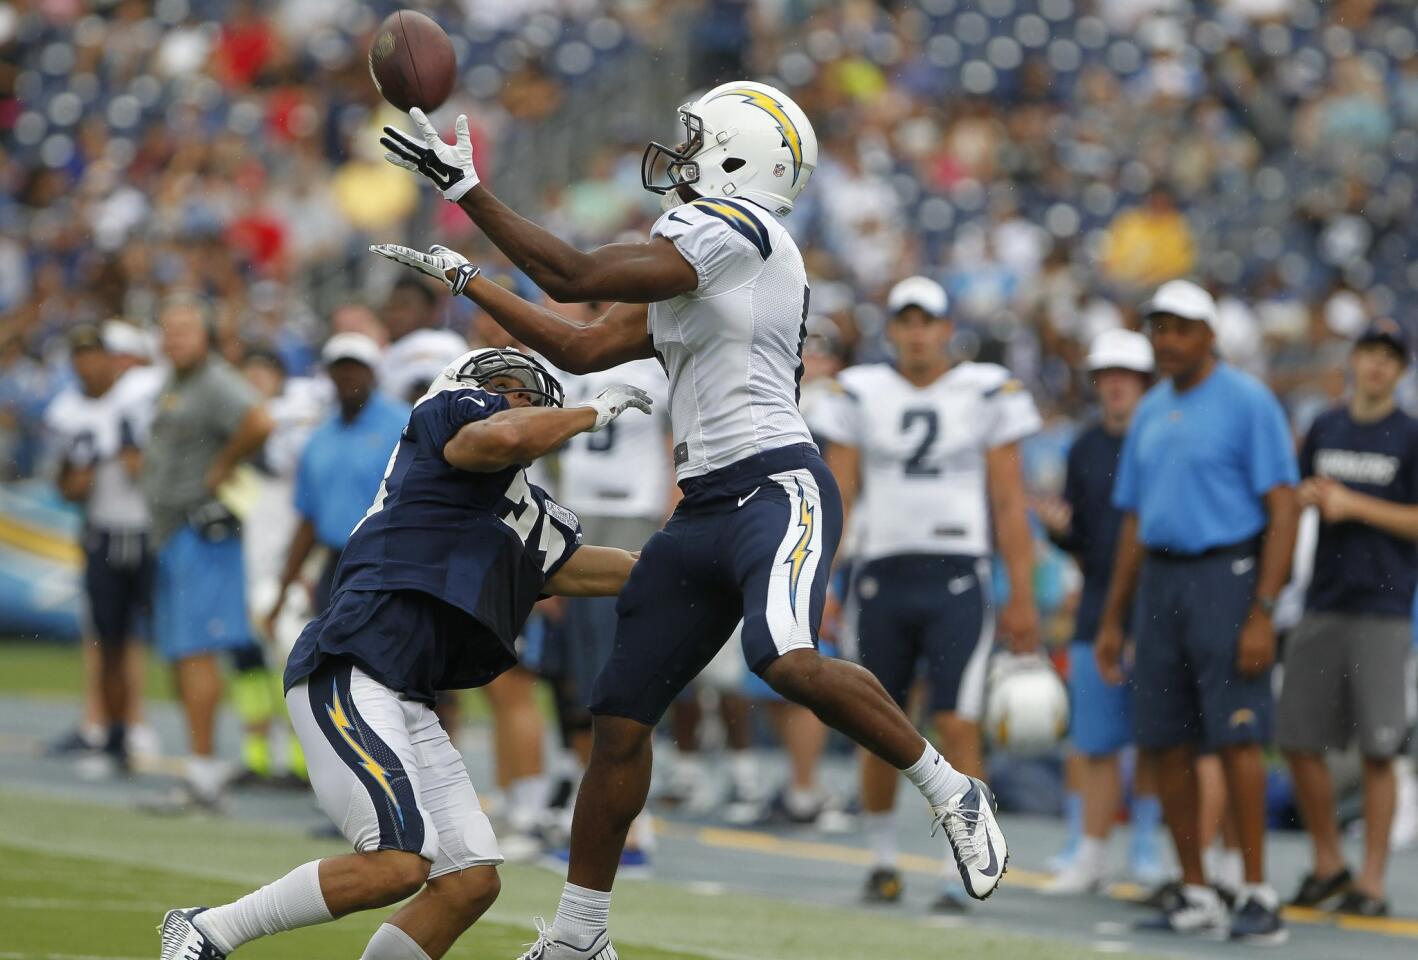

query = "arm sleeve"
[
  {"left": 534, "top": 489, "right": 584, "bottom": 583},
  {"left": 408, "top": 388, "right": 508, "bottom": 460},
  {"left": 1112, "top": 419, "right": 1142, "bottom": 513},
  {"left": 1247, "top": 390, "right": 1300, "bottom": 496},
  {"left": 651, "top": 203, "right": 761, "bottom": 294},
  {"left": 209, "top": 367, "right": 260, "bottom": 436},
  {"left": 1297, "top": 421, "right": 1317, "bottom": 481},
  {"left": 292, "top": 442, "right": 318, "bottom": 522}
]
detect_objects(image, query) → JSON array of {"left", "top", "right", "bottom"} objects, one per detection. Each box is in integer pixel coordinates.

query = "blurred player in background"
[
  {"left": 540, "top": 322, "right": 673, "bottom": 869},
  {"left": 42, "top": 326, "right": 153, "bottom": 775},
  {"left": 379, "top": 278, "right": 468, "bottom": 404},
  {"left": 1035, "top": 328, "right": 1165, "bottom": 895},
  {"left": 1097, "top": 281, "right": 1299, "bottom": 943},
  {"left": 264, "top": 333, "right": 407, "bottom": 635},
  {"left": 374, "top": 81, "right": 1010, "bottom": 960},
  {"left": 141, "top": 296, "right": 274, "bottom": 811},
  {"left": 159, "top": 347, "right": 650, "bottom": 960},
  {"left": 1279, "top": 320, "right": 1418, "bottom": 917},
  {"left": 826, "top": 276, "right": 1041, "bottom": 912}
]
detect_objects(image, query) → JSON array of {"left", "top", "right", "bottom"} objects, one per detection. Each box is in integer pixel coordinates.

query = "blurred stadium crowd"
[{"left": 4, "top": 0, "right": 1418, "bottom": 930}]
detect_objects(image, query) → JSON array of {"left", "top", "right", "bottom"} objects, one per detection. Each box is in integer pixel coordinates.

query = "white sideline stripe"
[
  {"left": 0, "top": 895, "right": 169, "bottom": 912},
  {"left": 0, "top": 953, "right": 148, "bottom": 960}
]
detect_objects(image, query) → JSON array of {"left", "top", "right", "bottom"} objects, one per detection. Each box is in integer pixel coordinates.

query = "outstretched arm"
[
  {"left": 542, "top": 544, "right": 638, "bottom": 597},
  {"left": 445, "top": 384, "right": 653, "bottom": 472},
  {"left": 381, "top": 109, "right": 697, "bottom": 304},
  {"left": 370, "top": 244, "right": 655, "bottom": 374}
]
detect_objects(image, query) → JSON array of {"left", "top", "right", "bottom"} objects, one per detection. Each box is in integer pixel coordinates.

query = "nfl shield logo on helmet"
[{"left": 773, "top": 162, "right": 786, "bottom": 178}]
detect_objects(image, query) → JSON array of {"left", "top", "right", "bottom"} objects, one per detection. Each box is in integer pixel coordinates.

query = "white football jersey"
[
  {"left": 379, "top": 328, "right": 468, "bottom": 404},
  {"left": 828, "top": 362, "right": 1042, "bottom": 561},
  {"left": 44, "top": 381, "right": 151, "bottom": 532},
  {"left": 649, "top": 197, "right": 814, "bottom": 479},
  {"left": 558, "top": 358, "right": 673, "bottom": 520}
]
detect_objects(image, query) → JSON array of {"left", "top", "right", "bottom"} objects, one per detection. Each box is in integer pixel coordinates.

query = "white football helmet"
[
  {"left": 983, "top": 653, "right": 1069, "bottom": 758},
  {"left": 642, "top": 80, "right": 819, "bottom": 217},
  {"left": 422, "top": 347, "right": 564, "bottom": 408}
]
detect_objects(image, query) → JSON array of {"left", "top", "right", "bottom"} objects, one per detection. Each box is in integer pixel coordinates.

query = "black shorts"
[
  {"left": 589, "top": 444, "right": 842, "bottom": 725},
  {"left": 81, "top": 528, "right": 153, "bottom": 650},
  {"left": 853, "top": 554, "right": 994, "bottom": 719}
]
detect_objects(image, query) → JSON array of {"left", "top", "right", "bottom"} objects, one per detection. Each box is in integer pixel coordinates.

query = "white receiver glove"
[
  {"left": 369, "top": 243, "right": 482, "bottom": 295},
  {"left": 578, "top": 384, "right": 653, "bottom": 432},
  {"left": 380, "top": 108, "right": 480, "bottom": 202}
]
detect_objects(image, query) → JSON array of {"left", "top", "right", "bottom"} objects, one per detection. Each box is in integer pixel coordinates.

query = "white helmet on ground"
[
  {"left": 421, "top": 347, "right": 564, "bottom": 408},
  {"left": 642, "top": 80, "right": 819, "bottom": 217},
  {"left": 983, "top": 653, "right": 1069, "bottom": 758}
]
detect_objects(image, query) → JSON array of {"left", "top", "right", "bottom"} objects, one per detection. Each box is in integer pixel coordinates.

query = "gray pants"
[{"left": 1276, "top": 612, "right": 1417, "bottom": 759}]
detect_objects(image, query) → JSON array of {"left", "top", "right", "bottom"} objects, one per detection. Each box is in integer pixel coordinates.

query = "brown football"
[{"left": 368, "top": 10, "right": 457, "bottom": 112}]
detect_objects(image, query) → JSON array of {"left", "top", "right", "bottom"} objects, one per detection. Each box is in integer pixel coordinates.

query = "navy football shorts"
[
  {"left": 852, "top": 553, "right": 994, "bottom": 720},
  {"left": 81, "top": 528, "right": 152, "bottom": 650},
  {"left": 590, "top": 443, "right": 842, "bottom": 725},
  {"left": 1131, "top": 542, "right": 1272, "bottom": 750}
]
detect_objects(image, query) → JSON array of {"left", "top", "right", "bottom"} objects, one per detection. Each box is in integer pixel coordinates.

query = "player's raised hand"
[
  {"left": 578, "top": 384, "right": 653, "bottom": 432},
  {"left": 380, "top": 109, "right": 480, "bottom": 201},
  {"left": 369, "top": 242, "right": 482, "bottom": 295}
]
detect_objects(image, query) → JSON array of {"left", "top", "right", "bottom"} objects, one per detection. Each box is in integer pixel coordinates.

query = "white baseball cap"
[
  {"left": 321, "top": 332, "right": 382, "bottom": 369},
  {"left": 1086, "top": 328, "right": 1154, "bottom": 374},
  {"left": 887, "top": 276, "right": 949, "bottom": 317},
  {"left": 101, "top": 319, "right": 153, "bottom": 358},
  {"left": 1142, "top": 279, "right": 1216, "bottom": 328}
]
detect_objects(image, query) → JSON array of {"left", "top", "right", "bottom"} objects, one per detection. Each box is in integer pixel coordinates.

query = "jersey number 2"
[{"left": 901, "top": 409, "right": 941, "bottom": 477}]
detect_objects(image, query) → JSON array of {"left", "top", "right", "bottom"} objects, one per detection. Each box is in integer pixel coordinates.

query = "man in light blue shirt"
[
  {"left": 264, "top": 334, "right": 409, "bottom": 634},
  {"left": 1096, "top": 281, "right": 1299, "bottom": 944}
]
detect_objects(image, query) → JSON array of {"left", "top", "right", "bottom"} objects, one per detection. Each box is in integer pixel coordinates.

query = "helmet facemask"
[
  {"left": 641, "top": 108, "right": 706, "bottom": 198},
  {"left": 453, "top": 348, "right": 565, "bottom": 408}
]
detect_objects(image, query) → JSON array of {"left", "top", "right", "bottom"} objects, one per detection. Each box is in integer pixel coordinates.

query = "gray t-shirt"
[{"left": 142, "top": 358, "right": 258, "bottom": 544}]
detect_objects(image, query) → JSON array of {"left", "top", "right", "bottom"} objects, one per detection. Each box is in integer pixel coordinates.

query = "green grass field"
[{"left": 0, "top": 789, "right": 1150, "bottom": 960}]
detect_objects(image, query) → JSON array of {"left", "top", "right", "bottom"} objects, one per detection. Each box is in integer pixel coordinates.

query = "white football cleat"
[
  {"left": 158, "top": 907, "right": 226, "bottom": 960},
  {"left": 932, "top": 776, "right": 1008, "bottom": 900},
  {"left": 1041, "top": 856, "right": 1105, "bottom": 896},
  {"left": 517, "top": 919, "right": 619, "bottom": 960}
]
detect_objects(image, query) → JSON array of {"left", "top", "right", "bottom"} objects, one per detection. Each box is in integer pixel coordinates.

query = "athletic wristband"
[{"left": 450, "top": 263, "right": 481, "bottom": 296}]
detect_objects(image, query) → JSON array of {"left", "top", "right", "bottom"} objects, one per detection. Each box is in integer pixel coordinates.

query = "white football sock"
[
  {"left": 195, "top": 860, "right": 332, "bottom": 953},
  {"left": 361, "top": 923, "right": 432, "bottom": 960},
  {"left": 552, "top": 881, "right": 611, "bottom": 949},
  {"left": 1241, "top": 883, "right": 1278, "bottom": 910},
  {"left": 185, "top": 755, "right": 229, "bottom": 801},
  {"left": 508, "top": 774, "right": 550, "bottom": 833},
  {"left": 1074, "top": 836, "right": 1107, "bottom": 875},
  {"left": 864, "top": 811, "right": 898, "bottom": 868},
  {"left": 1212, "top": 847, "right": 1243, "bottom": 894},
  {"left": 903, "top": 742, "right": 970, "bottom": 810}
]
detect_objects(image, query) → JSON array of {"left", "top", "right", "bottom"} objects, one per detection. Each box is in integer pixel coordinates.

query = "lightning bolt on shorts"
[
  {"left": 287, "top": 661, "right": 502, "bottom": 877},
  {"left": 590, "top": 443, "right": 842, "bottom": 725}
]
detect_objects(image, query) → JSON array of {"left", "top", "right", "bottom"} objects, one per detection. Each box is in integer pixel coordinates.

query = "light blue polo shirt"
[
  {"left": 1113, "top": 364, "right": 1298, "bottom": 554},
  {"left": 294, "top": 392, "right": 409, "bottom": 549}
]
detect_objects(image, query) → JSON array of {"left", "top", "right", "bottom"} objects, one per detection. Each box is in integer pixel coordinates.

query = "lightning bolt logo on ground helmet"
[{"left": 642, "top": 80, "right": 818, "bottom": 216}]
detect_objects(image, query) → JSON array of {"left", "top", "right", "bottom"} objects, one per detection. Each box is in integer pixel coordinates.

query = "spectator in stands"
[
  {"left": 1098, "top": 187, "right": 1196, "bottom": 291},
  {"left": 264, "top": 333, "right": 407, "bottom": 632},
  {"left": 141, "top": 296, "right": 273, "bottom": 810},
  {"left": 1279, "top": 320, "right": 1418, "bottom": 918},
  {"left": 1037, "top": 328, "right": 1165, "bottom": 895},
  {"left": 1097, "top": 281, "right": 1298, "bottom": 942}
]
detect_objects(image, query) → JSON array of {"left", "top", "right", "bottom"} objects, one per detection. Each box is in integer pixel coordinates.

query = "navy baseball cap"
[{"left": 1355, "top": 319, "right": 1410, "bottom": 361}]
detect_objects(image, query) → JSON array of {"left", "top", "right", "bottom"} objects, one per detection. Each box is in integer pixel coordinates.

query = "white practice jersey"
[
  {"left": 44, "top": 381, "right": 152, "bottom": 532},
  {"left": 828, "top": 362, "right": 1042, "bottom": 561},
  {"left": 379, "top": 328, "right": 468, "bottom": 405},
  {"left": 558, "top": 358, "right": 672, "bottom": 520},
  {"left": 649, "top": 197, "right": 814, "bottom": 479}
]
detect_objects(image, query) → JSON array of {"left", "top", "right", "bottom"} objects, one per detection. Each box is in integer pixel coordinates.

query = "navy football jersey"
[
  {"left": 284, "top": 386, "right": 582, "bottom": 700},
  {"left": 1300, "top": 405, "right": 1418, "bottom": 616}
]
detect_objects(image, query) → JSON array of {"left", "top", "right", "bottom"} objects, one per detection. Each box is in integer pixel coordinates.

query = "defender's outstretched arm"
[
  {"left": 445, "top": 384, "right": 653, "bottom": 472},
  {"left": 543, "top": 545, "right": 638, "bottom": 597}
]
